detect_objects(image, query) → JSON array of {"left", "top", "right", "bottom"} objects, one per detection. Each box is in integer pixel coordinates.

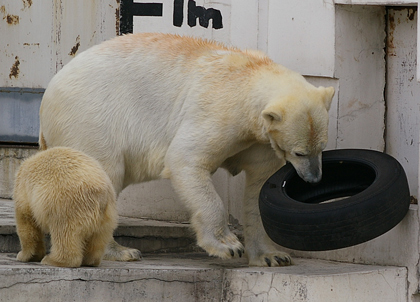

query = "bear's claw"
[
  {"left": 274, "top": 255, "right": 291, "bottom": 266},
  {"left": 249, "top": 251, "right": 293, "bottom": 267},
  {"left": 198, "top": 231, "right": 245, "bottom": 260}
]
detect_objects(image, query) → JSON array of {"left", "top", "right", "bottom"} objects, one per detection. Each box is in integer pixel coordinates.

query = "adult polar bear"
[{"left": 39, "top": 33, "right": 334, "bottom": 267}]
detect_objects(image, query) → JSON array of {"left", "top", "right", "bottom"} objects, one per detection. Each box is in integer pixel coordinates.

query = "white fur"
[{"left": 39, "top": 33, "right": 334, "bottom": 266}]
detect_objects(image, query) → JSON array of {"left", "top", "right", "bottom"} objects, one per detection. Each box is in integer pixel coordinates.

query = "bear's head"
[{"left": 262, "top": 86, "right": 335, "bottom": 183}]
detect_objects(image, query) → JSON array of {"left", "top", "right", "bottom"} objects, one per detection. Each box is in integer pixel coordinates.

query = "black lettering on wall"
[
  {"left": 187, "top": 0, "right": 222, "bottom": 29},
  {"left": 120, "top": 0, "right": 163, "bottom": 34},
  {"left": 119, "top": 0, "right": 223, "bottom": 33},
  {"left": 173, "top": 0, "right": 184, "bottom": 27}
]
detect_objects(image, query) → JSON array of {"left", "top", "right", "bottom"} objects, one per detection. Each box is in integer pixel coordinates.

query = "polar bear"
[
  {"left": 39, "top": 33, "right": 334, "bottom": 267},
  {"left": 14, "top": 147, "right": 117, "bottom": 267}
]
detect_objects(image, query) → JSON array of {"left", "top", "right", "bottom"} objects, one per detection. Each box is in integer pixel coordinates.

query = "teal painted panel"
[{"left": 0, "top": 88, "right": 44, "bottom": 144}]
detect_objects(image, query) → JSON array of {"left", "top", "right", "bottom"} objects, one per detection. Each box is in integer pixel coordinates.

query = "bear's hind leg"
[
  {"left": 15, "top": 209, "right": 46, "bottom": 262},
  {"left": 98, "top": 158, "right": 142, "bottom": 262},
  {"left": 238, "top": 144, "right": 293, "bottom": 267},
  {"left": 41, "top": 229, "right": 84, "bottom": 267}
]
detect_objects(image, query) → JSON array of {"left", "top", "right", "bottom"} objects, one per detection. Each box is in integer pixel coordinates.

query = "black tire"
[{"left": 259, "top": 149, "right": 411, "bottom": 251}]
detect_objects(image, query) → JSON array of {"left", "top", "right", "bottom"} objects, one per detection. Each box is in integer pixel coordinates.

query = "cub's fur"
[
  {"left": 14, "top": 147, "right": 117, "bottom": 267},
  {"left": 39, "top": 33, "right": 334, "bottom": 266}
]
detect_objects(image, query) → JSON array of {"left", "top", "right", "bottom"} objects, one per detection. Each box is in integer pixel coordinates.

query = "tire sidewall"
[{"left": 259, "top": 149, "right": 411, "bottom": 251}]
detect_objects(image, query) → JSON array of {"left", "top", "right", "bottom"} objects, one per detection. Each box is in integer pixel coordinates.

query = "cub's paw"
[
  {"left": 248, "top": 251, "right": 293, "bottom": 267},
  {"left": 41, "top": 255, "right": 81, "bottom": 268},
  {"left": 17, "top": 250, "right": 44, "bottom": 262},
  {"left": 103, "top": 240, "right": 142, "bottom": 261},
  {"left": 82, "top": 256, "right": 102, "bottom": 267},
  {"left": 199, "top": 232, "right": 245, "bottom": 260}
]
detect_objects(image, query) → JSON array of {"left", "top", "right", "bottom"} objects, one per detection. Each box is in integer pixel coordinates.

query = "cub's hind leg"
[
  {"left": 15, "top": 205, "right": 46, "bottom": 262},
  {"left": 82, "top": 231, "right": 113, "bottom": 267},
  {"left": 41, "top": 228, "right": 84, "bottom": 267},
  {"left": 83, "top": 204, "right": 117, "bottom": 266}
]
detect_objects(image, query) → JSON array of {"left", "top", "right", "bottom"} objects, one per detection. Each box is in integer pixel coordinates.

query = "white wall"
[
  {"left": 132, "top": 0, "right": 336, "bottom": 77},
  {"left": 2, "top": 0, "right": 420, "bottom": 218},
  {"left": 334, "top": 5, "right": 386, "bottom": 150}
]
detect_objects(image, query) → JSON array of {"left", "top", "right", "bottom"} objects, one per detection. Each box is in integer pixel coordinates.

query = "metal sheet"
[
  {"left": 0, "top": 88, "right": 43, "bottom": 143},
  {"left": 0, "top": 0, "right": 119, "bottom": 88}
]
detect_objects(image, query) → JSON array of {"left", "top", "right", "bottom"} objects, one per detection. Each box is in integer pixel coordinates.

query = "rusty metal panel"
[
  {"left": 0, "top": 0, "right": 119, "bottom": 89},
  {"left": 0, "top": 1, "right": 54, "bottom": 88},
  {"left": 53, "top": 0, "right": 120, "bottom": 73}
]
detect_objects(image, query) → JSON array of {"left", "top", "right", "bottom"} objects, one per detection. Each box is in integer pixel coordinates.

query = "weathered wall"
[
  {"left": 0, "top": 147, "right": 38, "bottom": 199},
  {"left": 386, "top": 7, "right": 420, "bottom": 197},
  {"left": 334, "top": 5, "right": 386, "bottom": 150},
  {"left": 1, "top": 1, "right": 419, "bottom": 219},
  {"left": 0, "top": 0, "right": 119, "bottom": 88}
]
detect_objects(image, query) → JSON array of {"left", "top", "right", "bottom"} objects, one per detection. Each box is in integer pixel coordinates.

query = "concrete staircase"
[{"left": 0, "top": 198, "right": 418, "bottom": 302}]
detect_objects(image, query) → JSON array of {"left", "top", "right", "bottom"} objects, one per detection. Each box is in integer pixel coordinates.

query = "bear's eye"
[{"left": 295, "top": 152, "right": 306, "bottom": 157}]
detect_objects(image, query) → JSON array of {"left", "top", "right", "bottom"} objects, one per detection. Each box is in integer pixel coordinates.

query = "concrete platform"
[
  {"left": 0, "top": 253, "right": 408, "bottom": 302},
  {"left": 0, "top": 198, "right": 414, "bottom": 301}
]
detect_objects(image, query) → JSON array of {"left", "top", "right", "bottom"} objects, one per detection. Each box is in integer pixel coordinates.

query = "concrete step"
[
  {"left": 0, "top": 198, "right": 414, "bottom": 301},
  {"left": 0, "top": 252, "right": 408, "bottom": 302},
  {"left": 0, "top": 198, "right": 199, "bottom": 254}
]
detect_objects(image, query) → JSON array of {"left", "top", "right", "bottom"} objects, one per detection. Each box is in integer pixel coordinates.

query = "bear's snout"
[{"left": 292, "top": 156, "right": 322, "bottom": 184}]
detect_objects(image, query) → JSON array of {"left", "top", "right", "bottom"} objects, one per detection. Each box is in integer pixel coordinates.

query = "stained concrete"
[
  {"left": 0, "top": 198, "right": 411, "bottom": 302},
  {"left": 0, "top": 253, "right": 407, "bottom": 302}
]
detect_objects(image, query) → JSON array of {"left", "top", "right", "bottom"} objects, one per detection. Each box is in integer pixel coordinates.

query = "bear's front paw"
[
  {"left": 248, "top": 251, "right": 293, "bottom": 267},
  {"left": 198, "top": 231, "right": 245, "bottom": 260}
]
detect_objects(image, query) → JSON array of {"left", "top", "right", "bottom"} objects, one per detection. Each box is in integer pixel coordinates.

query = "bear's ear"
[
  {"left": 321, "top": 86, "right": 335, "bottom": 111},
  {"left": 262, "top": 106, "right": 283, "bottom": 123}
]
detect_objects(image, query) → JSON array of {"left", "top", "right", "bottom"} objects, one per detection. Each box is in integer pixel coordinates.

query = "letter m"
[{"left": 188, "top": 0, "right": 223, "bottom": 29}]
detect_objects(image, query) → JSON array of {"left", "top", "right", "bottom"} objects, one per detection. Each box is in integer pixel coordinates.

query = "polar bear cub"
[{"left": 14, "top": 147, "right": 117, "bottom": 267}]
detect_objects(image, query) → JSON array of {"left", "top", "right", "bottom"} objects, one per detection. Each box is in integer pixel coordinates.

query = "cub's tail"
[{"left": 39, "top": 131, "right": 47, "bottom": 150}]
